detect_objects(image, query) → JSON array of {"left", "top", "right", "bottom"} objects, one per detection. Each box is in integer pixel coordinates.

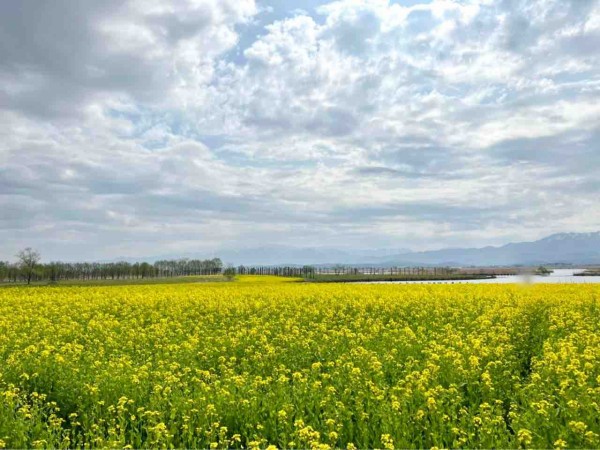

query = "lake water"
[{"left": 363, "top": 269, "right": 600, "bottom": 284}]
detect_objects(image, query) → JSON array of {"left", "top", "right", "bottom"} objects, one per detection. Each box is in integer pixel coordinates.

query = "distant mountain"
[
  {"left": 215, "top": 232, "right": 600, "bottom": 266},
  {"left": 379, "top": 232, "right": 600, "bottom": 267},
  {"left": 216, "top": 246, "right": 411, "bottom": 266},
  {"left": 109, "top": 232, "right": 599, "bottom": 267}
]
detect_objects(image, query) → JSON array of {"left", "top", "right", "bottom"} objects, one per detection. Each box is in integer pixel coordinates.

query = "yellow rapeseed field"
[{"left": 0, "top": 277, "right": 599, "bottom": 448}]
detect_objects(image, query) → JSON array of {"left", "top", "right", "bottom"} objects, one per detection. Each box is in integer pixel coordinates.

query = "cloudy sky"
[{"left": 1, "top": 0, "right": 599, "bottom": 261}]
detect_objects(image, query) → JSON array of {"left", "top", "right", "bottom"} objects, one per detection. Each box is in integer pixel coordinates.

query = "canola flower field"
[{"left": 0, "top": 276, "right": 599, "bottom": 449}]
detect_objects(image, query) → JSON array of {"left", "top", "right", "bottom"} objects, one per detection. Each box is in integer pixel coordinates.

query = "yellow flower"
[
  {"left": 426, "top": 397, "right": 437, "bottom": 409},
  {"left": 517, "top": 429, "right": 533, "bottom": 446},
  {"left": 584, "top": 431, "right": 599, "bottom": 444},
  {"left": 554, "top": 439, "right": 568, "bottom": 449},
  {"left": 380, "top": 434, "right": 394, "bottom": 450},
  {"left": 569, "top": 421, "right": 587, "bottom": 434}
]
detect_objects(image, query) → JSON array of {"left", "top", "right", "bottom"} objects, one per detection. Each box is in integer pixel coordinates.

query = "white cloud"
[
  {"left": 0, "top": 0, "right": 257, "bottom": 118},
  {"left": 1, "top": 0, "right": 599, "bottom": 260}
]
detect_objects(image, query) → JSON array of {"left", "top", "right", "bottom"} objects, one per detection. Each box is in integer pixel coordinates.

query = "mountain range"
[
  {"left": 373, "top": 232, "right": 600, "bottom": 267},
  {"left": 130, "top": 232, "right": 599, "bottom": 267}
]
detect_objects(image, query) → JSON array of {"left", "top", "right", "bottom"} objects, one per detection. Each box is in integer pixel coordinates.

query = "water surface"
[{"left": 363, "top": 269, "right": 600, "bottom": 284}]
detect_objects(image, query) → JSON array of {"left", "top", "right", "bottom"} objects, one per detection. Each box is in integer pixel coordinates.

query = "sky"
[{"left": 1, "top": 0, "right": 599, "bottom": 261}]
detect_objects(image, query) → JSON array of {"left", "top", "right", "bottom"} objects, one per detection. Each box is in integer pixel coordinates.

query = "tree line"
[
  {"left": 1, "top": 248, "right": 469, "bottom": 285},
  {"left": 0, "top": 248, "right": 224, "bottom": 284}
]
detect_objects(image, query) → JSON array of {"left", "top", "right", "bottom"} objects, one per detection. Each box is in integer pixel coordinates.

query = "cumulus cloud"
[
  {"left": 1, "top": 0, "right": 599, "bottom": 260},
  {"left": 0, "top": 0, "right": 256, "bottom": 118}
]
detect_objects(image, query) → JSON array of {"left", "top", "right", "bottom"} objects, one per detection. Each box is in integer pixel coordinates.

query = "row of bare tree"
[{"left": 0, "top": 248, "right": 224, "bottom": 284}]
